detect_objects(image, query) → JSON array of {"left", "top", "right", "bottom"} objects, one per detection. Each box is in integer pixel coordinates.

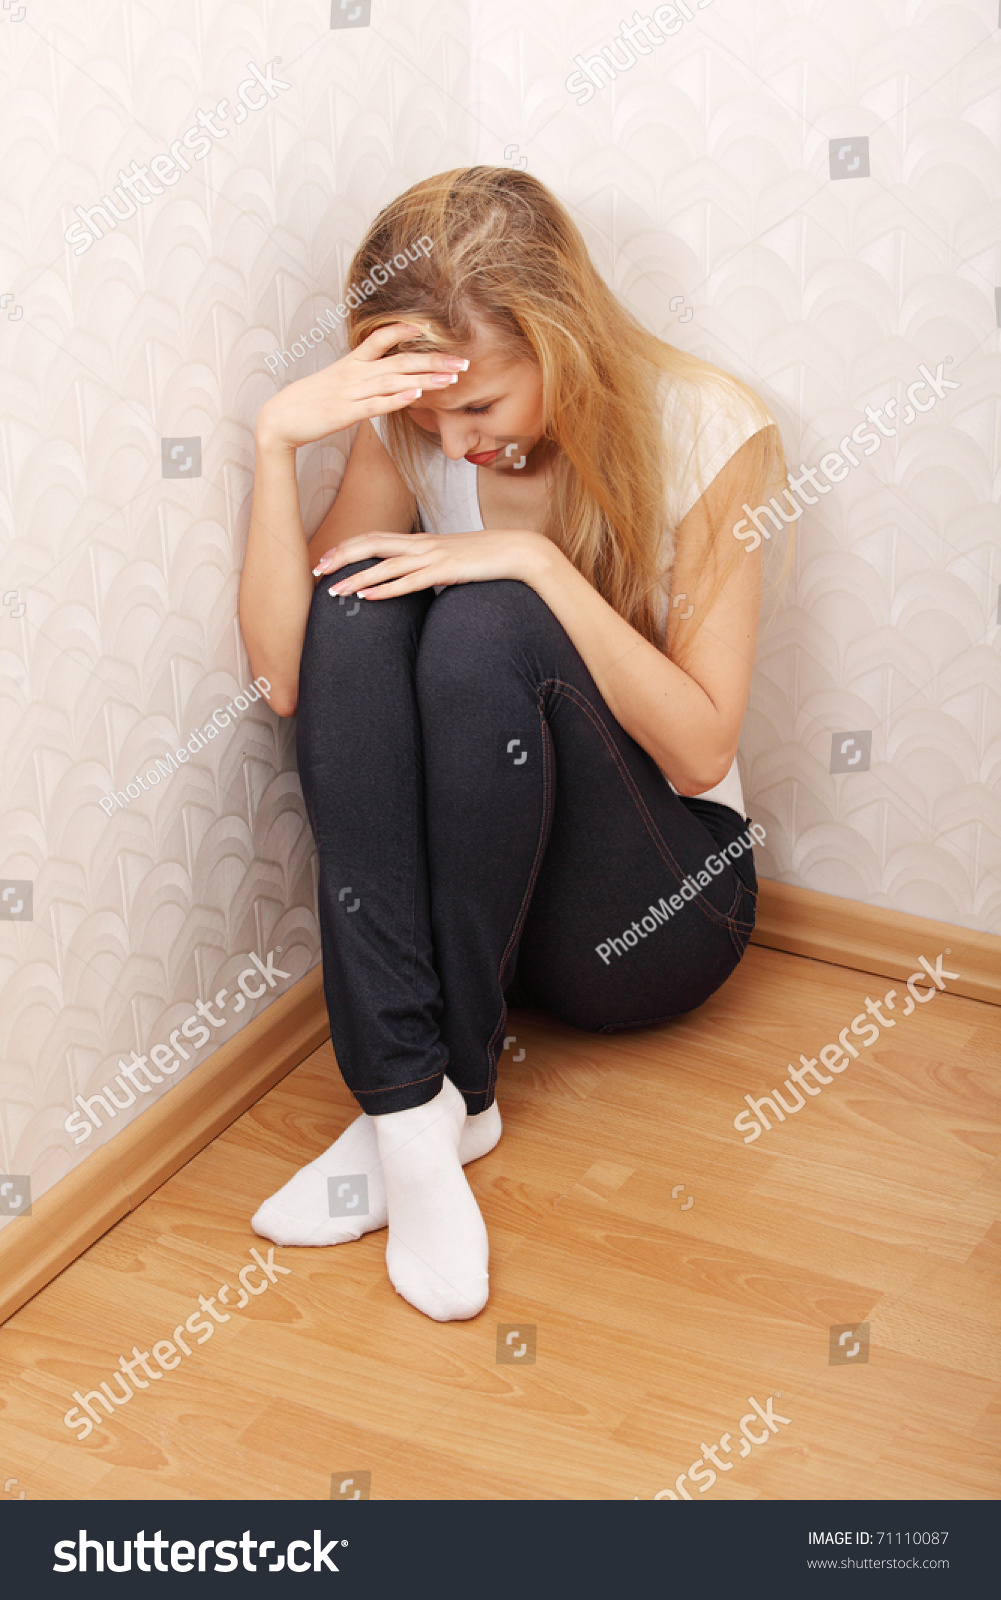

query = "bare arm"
[
  {"left": 238, "top": 322, "right": 464, "bottom": 717},
  {"left": 238, "top": 427, "right": 312, "bottom": 717},
  {"left": 240, "top": 420, "right": 416, "bottom": 715},
  {"left": 526, "top": 436, "right": 764, "bottom": 794},
  {"left": 304, "top": 421, "right": 416, "bottom": 575}
]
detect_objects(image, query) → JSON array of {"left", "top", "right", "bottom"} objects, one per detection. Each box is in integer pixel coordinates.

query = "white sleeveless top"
[{"left": 372, "top": 372, "right": 775, "bottom": 819}]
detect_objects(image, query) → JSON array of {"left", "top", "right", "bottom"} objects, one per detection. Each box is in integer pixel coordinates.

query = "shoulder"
[{"left": 658, "top": 359, "right": 778, "bottom": 525}]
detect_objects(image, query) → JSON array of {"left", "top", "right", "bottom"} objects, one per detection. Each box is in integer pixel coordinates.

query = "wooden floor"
[{"left": 1, "top": 943, "right": 999, "bottom": 1501}]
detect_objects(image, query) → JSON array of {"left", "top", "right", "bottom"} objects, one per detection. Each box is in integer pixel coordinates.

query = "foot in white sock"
[
  {"left": 251, "top": 1094, "right": 501, "bottom": 1248},
  {"left": 376, "top": 1075, "right": 489, "bottom": 1322}
]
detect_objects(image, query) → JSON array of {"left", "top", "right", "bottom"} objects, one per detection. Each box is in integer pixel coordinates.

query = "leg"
[
  {"left": 255, "top": 563, "right": 490, "bottom": 1319},
  {"left": 294, "top": 560, "right": 446, "bottom": 1115},
  {"left": 414, "top": 579, "right": 757, "bottom": 1109}
]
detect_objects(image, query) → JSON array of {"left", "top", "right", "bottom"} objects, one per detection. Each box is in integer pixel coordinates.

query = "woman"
[{"left": 238, "top": 167, "right": 787, "bottom": 1323}]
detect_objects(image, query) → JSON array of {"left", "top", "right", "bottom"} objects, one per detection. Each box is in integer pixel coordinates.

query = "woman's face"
[{"left": 403, "top": 323, "right": 545, "bottom": 467}]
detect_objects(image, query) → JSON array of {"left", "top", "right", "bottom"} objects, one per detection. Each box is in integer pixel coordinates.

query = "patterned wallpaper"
[{"left": 1, "top": 0, "right": 998, "bottom": 1217}]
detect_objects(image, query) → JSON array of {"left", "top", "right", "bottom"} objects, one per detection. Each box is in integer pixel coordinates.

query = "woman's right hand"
[{"left": 254, "top": 321, "right": 468, "bottom": 452}]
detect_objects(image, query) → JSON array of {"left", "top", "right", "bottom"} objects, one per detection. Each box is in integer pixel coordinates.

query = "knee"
[
  {"left": 416, "top": 579, "right": 548, "bottom": 694},
  {"left": 303, "top": 558, "right": 421, "bottom": 663}
]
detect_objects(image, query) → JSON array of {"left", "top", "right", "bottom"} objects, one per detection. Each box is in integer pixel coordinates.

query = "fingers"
[
  {"left": 376, "top": 388, "right": 425, "bottom": 415},
  {"left": 328, "top": 555, "right": 431, "bottom": 595},
  {"left": 353, "top": 575, "right": 434, "bottom": 601},
  {"left": 355, "top": 370, "right": 455, "bottom": 400},
  {"left": 353, "top": 323, "right": 470, "bottom": 376},
  {"left": 354, "top": 321, "right": 427, "bottom": 361},
  {"left": 314, "top": 533, "right": 430, "bottom": 576},
  {"left": 384, "top": 352, "right": 469, "bottom": 374}
]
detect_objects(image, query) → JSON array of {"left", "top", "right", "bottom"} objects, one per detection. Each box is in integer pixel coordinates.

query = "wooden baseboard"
[
  {"left": 0, "top": 964, "right": 328, "bottom": 1328},
  {"left": 3, "top": 884, "right": 996, "bottom": 1327},
  {"left": 752, "top": 879, "right": 1001, "bottom": 1006}
]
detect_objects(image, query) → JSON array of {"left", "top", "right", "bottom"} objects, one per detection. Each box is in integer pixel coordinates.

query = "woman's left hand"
[{"left": 312, "top": 529, "right": 554, "bottom": 599}]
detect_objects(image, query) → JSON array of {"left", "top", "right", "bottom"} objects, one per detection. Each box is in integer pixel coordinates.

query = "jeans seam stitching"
[
  {"left": 544, "top": 678, "right": 743, "bottom": 934},
  {"left": 353, "top": 1070, "right": 445, "bottom": 1096}
]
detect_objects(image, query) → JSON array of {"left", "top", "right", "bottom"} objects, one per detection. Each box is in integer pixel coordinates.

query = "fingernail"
[
  {"left": 443, "top": 358, "right": 469, "bottom": 371},
  {"left": 431, "top": 373, "right": 458, "bottom": 386}
]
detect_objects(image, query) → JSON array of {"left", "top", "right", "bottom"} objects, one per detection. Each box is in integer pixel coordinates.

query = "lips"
[{"left": 464, "top": 448, "right": 499, "bottom": 466}]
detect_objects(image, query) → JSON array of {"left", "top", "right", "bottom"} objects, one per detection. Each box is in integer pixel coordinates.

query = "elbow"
[
  {"left": 672, "top": 773, "right": 717, "bottom": 798},
  {"left": 240, "top": 645, "right": 297, "bottom": 718},
  {"left": 670, "top": 750, "right": 737, "bottom": 798},
  {"left": 269, "top": 687, "right": 298, "bottom": 719},
  {"left": 246, "top": 664, "right": 297, "bottom": 718}
]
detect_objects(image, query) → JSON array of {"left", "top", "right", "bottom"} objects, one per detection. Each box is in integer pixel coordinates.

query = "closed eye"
[{"left": 463, "top": 403, "right": 493, "bottom": 415}]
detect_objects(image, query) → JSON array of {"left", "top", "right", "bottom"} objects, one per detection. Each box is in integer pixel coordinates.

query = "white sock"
[
  {"left": 251, "top": 1094, "right": 501, "bottom": 1248},
  {"left": 376, "top": 1075, "right": 489, "bottom": 1322}
]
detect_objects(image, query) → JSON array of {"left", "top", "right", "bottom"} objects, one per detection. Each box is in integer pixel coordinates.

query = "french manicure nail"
[{"left": 443, "top": 358, "right": 469, "bottom": 371}]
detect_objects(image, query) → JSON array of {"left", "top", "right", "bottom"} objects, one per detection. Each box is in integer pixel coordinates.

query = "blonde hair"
[{"left": 345, "top": 167, "right": 788, "bottom": 655}]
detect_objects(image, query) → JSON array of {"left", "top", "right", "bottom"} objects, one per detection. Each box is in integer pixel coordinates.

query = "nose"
[{"left": 435, "top": 414, "right": 481, "bottom": 460}]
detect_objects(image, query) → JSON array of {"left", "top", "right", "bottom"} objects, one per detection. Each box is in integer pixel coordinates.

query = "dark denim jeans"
[{"left": 295, "top": 562, "right": 758, "bottom": 1116}]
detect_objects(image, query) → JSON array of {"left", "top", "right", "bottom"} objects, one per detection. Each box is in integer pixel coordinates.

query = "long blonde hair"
[{"left": 345, "top": 167, "right": 788, "bottom": 651}]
